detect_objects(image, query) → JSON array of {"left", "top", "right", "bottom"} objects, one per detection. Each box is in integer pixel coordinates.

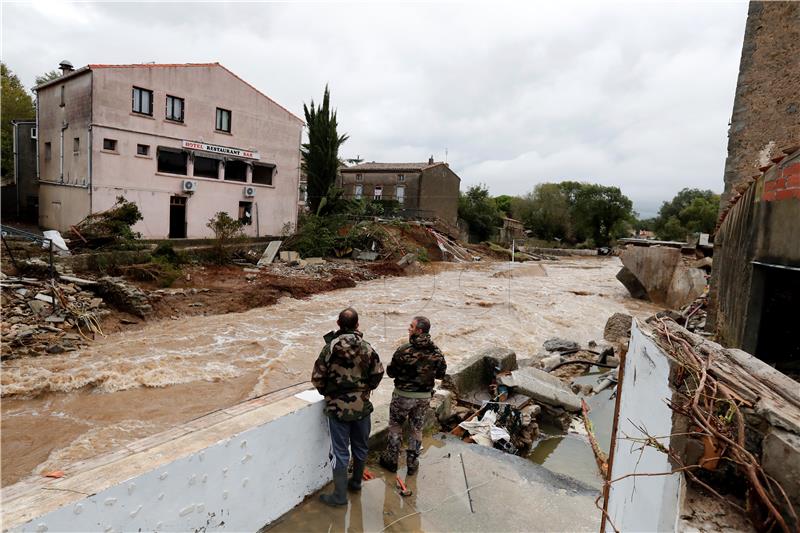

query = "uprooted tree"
[
  {"left": 301, "top": 85, "right": 349, "bottom": 215},
  {"left": 72, "top": 196, "right": 143, "bottom": 248}
]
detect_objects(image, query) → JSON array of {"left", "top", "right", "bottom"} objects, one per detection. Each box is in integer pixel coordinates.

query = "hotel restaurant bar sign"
[{"left": 182, "top": 140, "right": 261, "bottom": 160}]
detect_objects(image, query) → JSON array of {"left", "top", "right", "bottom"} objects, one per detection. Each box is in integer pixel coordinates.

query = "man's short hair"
[
  {"left": 413, "top": 316, "right": 431, "bottom": 333},
  {"left": 338, "top": 307, "right": 359, "bottom": 330}
]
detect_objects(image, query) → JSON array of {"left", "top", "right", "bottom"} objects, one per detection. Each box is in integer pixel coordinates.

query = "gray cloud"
[{"left": 2, "top": 1, "right": 748, "bottom": 216}]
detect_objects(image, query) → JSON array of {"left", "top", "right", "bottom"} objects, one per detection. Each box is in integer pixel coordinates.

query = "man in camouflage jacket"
[
  {"left": 312, "top": 307, "right": 384, "bottom": 506},
  {"left": 379, "top": 316, "right": 446, "bottom": 475}
]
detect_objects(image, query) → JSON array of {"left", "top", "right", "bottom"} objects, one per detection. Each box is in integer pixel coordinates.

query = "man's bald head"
[{"left": 338, "top": 307, "right": 359, "bottom": 331}]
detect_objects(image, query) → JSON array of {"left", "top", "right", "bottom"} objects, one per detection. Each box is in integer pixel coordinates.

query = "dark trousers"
[{"left": 327, "top": 415, "right": 371, "bottom": 470}]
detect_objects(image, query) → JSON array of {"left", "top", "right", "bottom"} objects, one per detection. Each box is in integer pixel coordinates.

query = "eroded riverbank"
[{"left": 2, "top": 257, "right": 660, "bottom": 486}]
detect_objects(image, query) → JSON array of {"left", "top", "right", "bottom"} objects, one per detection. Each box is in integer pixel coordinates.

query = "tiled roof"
[{"left": 341, "top": 162, "right": 444, "bottom": 172}]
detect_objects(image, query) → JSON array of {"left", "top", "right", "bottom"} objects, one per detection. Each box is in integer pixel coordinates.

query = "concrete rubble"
[
  {"left": 1, "top": 273, "right": 109, "bottom": 359},
  {"left": 616, "top": 245, "right": 708, "bottom": 309},
  {"left": 499, "top": 368, "right": 582, "bottom": 412}
]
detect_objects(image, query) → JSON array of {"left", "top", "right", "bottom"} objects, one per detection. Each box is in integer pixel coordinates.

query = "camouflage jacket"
[
  {"left": 311, "top": 329, "right": 384, "bottom": 421},
  {"left": 387, "top": 333, "right": 446, "bottom": 395}
]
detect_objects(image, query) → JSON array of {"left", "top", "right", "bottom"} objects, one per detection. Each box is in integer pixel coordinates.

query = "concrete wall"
[
  {"left": 419, "top": 164, "right": 460, "bottom": 224},
  {"left": 711, "top": 149, "right": 800, "bottom": 352},
  {"left": 722, "top": 1, "right": 800, "bottom": 207},
  {"left": 3, "top": 390, "right": 331, "bottom": 532},
  {"left": 2, "top": 122, "right": 38, "bottom": 221},
  {"left": 605, "top": 321, "right": 684, "bottom": 532}
]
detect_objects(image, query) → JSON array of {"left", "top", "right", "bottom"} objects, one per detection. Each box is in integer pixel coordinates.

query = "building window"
[
  {"left": 373, "top": 185, "right": 383, "bottom": 201},
  {"left": 60, "top": 86, "right": 65, "bottom": 107},
  {"left": 355, "top": 174, "right": 363, "bottom": 182},
  {"left": 157, "top": 146, "right": 188, "bottom": 175},
  {"left": 165, "top": 95, "right": 184, "bottom": 122},
  {"left": 73, "top": 137, "right": 80, "bottom": 155},
  {"left": 396, "top": 185, "right": 405, "bottom": 204},
  {"left": 354, "top": 184, "right": 363, "bottom": 199},
  {"left": 398, "top": 174, "right": 405, "bottom": 182},
  {"left": 103, "top": 138, "right": 118, "bottom": 151},
  {"left": 252, "top": 163, "right": 274, "bottom": 185},
  {"left": 45, "top": 142, "right": 52, "bottom": 160},
  {"left": 238, "top": 201, "right": 253, "bottom": 225},
  {"left": 193, "top": 155, "right": 219, "bottom": 179},
  {"left": 137, "top": 144, "right": 150, "bottom": 156},
  {"left": 215, "top": 108, "right": 231, "bottom": 132},
  {"left": 132, "top": 86, "right": 153, "bottom": 115},
  {"left": 224, "top": 160, "right": 247, "bottom": 182}
]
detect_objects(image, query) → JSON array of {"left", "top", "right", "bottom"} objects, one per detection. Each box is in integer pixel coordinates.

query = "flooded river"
[{"left": 1, "top": 257, "right": 659, "bottom": 487}]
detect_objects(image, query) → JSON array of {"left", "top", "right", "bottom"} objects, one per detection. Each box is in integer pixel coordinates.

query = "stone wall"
[{"left": 721, "top": 1, "right": 800, "bottom": 207}]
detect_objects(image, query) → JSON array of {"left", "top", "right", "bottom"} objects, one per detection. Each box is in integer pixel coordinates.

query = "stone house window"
[
  {"left": 373, "top": 185, "right": 383, "bottom": 201},
  {"left": 354, "top": 184, "right": 363, "bottom": 199}
]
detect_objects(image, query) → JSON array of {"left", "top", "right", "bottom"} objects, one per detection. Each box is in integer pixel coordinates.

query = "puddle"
[
  {"left": 264, "top": 435, "right": 600, "bottom": 533},
  {"left": 527, "top": 367, "right": 616, "bottom": 489}
]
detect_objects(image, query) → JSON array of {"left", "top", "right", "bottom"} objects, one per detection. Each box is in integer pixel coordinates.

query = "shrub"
[{"left": 206, "top": 212, "right": 245, "bottom": 264}]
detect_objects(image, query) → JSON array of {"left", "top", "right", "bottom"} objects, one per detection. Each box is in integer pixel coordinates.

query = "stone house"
[
  {"left": 34, "top": 61, "right": 303, "bottom": 238},
  {"left": 337, "top": 157, "right": 461, "bottom": 224}
]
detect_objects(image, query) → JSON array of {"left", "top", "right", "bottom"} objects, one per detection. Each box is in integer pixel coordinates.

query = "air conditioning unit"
[
  {"left": 243, "top": 186, "right": 256, "bottom": 198},
  {"left": 182, "top": 180, "right": 198, "bottom": 193},
  {"left": 30, "top": 127, "right": 38, "bottom": 140}
]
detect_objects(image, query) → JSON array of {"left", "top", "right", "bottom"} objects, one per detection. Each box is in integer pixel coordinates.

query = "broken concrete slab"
[
  {"left": 28, "top": 300, "right": 50, "bottom": 315},
  {"left": 499, "top": 367, "right": 582, "bottom": 412},
  {"left": 257, "top": 240, "right": 282, "bottom": 267},
  {"left": 618, "top": 246, "right": 707, "bottom": 309},
  {"left": 615, "top": 266, "right": 649, "bottom": 300},
  {"left": 604, "top": 312, "right": 633, "bottom": 342},
  {"left": 355, "top": 251, "right": 379, "bottom": 261},
  {"left": 304, "top": 257, "right": 326, "bottom": 265},
  {"left": 441, "top": 347, "right": 516, "bottom": 396},
  {"left": 543, "top": 338, "right": 580, "bottom": 352},
  {"left": 396, "top": 253, "right": 417, "bottom": 267},
  {"left": 761, "top": 428, "right": 800, "bottom": 520},
  {"left": 242, "top": 267, "right": 260, "bottom": 273},
  {"left": 278, "top": 250, "right": 300, "bottom": 262},
  {"left": 34, "top": 293, "right": 54, "bottom": 304}
]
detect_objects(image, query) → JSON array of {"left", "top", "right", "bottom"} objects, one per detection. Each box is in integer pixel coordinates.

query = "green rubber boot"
[
  {"left": 348, "top": 460, "right": 365, "bottom": 491},
  {"left": 320, "top": 467, "right": 349, "bottom": 507}
]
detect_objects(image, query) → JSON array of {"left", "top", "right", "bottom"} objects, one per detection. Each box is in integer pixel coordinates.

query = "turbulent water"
[{"left": 1, "top": 257, "right": 659, "bottom": 486}]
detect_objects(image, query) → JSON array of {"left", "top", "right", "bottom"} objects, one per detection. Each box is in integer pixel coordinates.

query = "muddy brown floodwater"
[{"left": 1, "top": 257, "right": 660, "bottom": 487}]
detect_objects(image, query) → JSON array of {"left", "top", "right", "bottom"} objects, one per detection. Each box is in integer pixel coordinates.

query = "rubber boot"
[
  {"left": 348, "top": 460, "right": 365, "bottom": 492},
  {"left": 320, "top": 468, "right": 348, "bottom": 506},
  {"left": 379, "top": 455, "right": 398, "bottom": 473},
  {"left": 406, "top": 451, "right": 419, "bottom": 476}
]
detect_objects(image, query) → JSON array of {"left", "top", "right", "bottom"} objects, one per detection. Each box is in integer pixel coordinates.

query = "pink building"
[{"left": 35, "top": 62, "right": 303, "bottom": 238}]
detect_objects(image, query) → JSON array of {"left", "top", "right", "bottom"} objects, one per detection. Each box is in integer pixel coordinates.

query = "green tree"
[
  {"left": 1, "top": 63, "right": 35, "bottom": 182},
  {"left": 301, "top": 85, "right": 348, "bottom": 215},
  {"left": 570, "top": 183, "right": 634, "bottom": 246},
  {"left": 34, "top": 70, "right": 61, "bottom": 89},
  {"left": 653, "top": 188, "right": 720, "bottom": 240},
  {"left": 513, "top": 184, "right": 572, "bottom": 241},
  {"left": 493, "top": 194, "right": 513, "bottom": 217},
  {"left": 458, "top": 184, "right": 502, "bottom": 241}
]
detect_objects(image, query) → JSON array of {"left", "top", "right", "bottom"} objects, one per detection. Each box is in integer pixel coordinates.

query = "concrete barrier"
[{"left": 2, "top": 387, "right": 331, "bottom": 532}]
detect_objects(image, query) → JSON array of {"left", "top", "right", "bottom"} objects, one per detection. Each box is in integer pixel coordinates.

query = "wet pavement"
[{"left": 264, "top": 435, "right": 601, "bottom": 533}]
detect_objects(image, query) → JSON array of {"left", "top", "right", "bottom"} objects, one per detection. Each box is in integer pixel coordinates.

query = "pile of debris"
[
  {"left": 678, "top": 293, "right": 708, "bottom": 333},
  {"left": 1, "top": 274, "right": 109, "bottom": 359}
]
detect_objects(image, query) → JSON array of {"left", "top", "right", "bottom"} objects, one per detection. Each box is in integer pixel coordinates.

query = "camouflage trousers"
[{"left": 381, "top": 395, "right": 430, "bottom": 470}]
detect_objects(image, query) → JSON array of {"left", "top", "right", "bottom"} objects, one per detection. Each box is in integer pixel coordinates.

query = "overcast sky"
[{"left": 2, "top": 1, "right": 748, "bottom": 216}]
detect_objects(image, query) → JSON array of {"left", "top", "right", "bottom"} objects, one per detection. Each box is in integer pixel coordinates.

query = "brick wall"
[{"left": 721, "top": 1, "right": 800, "bottom": 207}]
